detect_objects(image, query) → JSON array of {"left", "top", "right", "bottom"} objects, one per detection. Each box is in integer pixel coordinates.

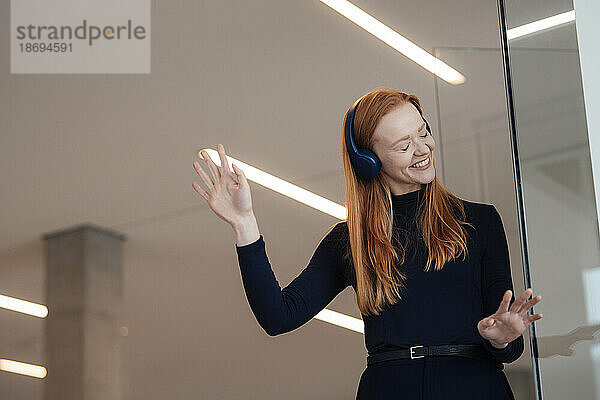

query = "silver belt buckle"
[{"left": 410, "top": 345, "right": 424, "bottom": 359}]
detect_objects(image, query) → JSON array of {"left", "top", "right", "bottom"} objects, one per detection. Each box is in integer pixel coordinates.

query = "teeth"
[{"left": 411, "top": 157, "right": 430, "bottom": 168}]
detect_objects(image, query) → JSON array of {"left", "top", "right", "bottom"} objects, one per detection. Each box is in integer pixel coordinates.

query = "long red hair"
[{"left": 340, "top": 87, "right": 473, "bottom": 316}]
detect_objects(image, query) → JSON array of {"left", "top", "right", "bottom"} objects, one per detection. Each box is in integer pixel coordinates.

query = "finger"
[
  {"left": 483, "top": 317, "right": 496, "bottom": 329},
  {"left": 517, "top": 294, "right": 542, "bottom": 316},
  {"left": 201, "top": 149, "right": 221, "bottom": 182},
  {"left": 524, "top": 313, "right": 543, "bottom": 326},
  {"left": 193, "top": 161, "right": 214, "bottom": 188},
  {"left": 497, "top": 290, "right": 512, "bottom": 314},
  {"left": 192, "top": 182, "right": 209, "bottom": 200},
  {"left": 232, "top": 163, "right": 248, "bottom": 187},
  {"left": 217, "top": 144, "right": 233, "bottom": 178},
  {"left": 510, "top": 288, "right": 532, "bottom": 313}
]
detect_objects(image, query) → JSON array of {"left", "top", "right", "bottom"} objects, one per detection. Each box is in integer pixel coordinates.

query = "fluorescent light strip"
[
  {"left": 0, "top": 359, "right": 47, "bottom": 379},
  {"left": 507, "top": 10, "right": 575, "bottom": 41},
  {"left": 315, "top": 308, "right": 364, "bottom": 333},
  {"left": 199, "top": 149, "right": 365, "bottom": 333},
  {"left": 199, "top": 149, "right": 348, "bottom": 220},
  {"left": 318, "top": 0, "right": 466, "bottom": 85},
  {"left": 0, "top": 294, "right": 48, "bottom": 318}
]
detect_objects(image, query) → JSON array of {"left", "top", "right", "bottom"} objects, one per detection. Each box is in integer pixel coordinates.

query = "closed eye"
[{"left": 400, "top": 133, "right": 428, "bottom": 151}]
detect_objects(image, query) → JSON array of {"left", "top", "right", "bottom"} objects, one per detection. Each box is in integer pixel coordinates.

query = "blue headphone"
[{"left": 344, "top": 96, "right": 432, "bottom": 180}]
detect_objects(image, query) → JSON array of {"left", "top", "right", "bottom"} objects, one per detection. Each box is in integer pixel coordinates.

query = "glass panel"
[{"left": 499, "top": 0, "right": 600, "bottom": 398}]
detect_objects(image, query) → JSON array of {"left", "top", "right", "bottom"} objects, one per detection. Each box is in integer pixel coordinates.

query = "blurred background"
[{"left": 1, "top": 0, "right": 599, "bottom": 399}]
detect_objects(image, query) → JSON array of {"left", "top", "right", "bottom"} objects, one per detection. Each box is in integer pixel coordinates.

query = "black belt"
[{"left": 367, "top": 344, "right": 498, "bottom": 367}]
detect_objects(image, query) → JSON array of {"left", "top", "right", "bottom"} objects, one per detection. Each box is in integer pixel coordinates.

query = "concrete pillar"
[{"left": 42, "top": 223, "right": 127, "bottom": 400}]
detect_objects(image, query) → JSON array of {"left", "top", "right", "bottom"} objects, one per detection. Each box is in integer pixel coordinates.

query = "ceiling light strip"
[
  {"left": 0, "top": 294, "right": 48, "bottom": 318},
  {"left": 315, "top": 308, "right": 364, "bottom": 333},
  {"left": 318, "top": 0, "right": 466, "bottom": 85},
  {"left": 507, "top": 10, "right": 575, "bottom": 40},
  {"left": 0, "top": 359, "right": 47, "bottom": 379}
]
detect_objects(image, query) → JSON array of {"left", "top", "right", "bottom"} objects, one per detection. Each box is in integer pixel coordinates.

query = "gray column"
[{"left": 42, "top": 224, "right": 127, "bottom": 400}]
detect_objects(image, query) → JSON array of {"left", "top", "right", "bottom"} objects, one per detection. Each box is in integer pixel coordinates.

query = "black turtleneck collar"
[{"left": 391, "top": 186, "right": 426, "bottom": 213}]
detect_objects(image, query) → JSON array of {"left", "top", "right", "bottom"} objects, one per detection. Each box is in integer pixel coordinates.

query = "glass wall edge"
[{"left": 496, "top": 0, "right": 544, "bottom": 399}]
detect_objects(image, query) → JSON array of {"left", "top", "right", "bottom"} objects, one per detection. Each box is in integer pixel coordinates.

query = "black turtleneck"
[
  {"left": 234, "top": 189, "right": 524, "bottom": 368},
  {"left": 390, "top": 186, "right": 427, "bottom": 255},
  {"left": 391, "top": 185, "right": 425, "bottom": 207}
]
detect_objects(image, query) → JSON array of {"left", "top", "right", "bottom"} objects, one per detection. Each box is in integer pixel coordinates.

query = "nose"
[{"left": 414, "top": 139, "right": 431, "bottom": 155}]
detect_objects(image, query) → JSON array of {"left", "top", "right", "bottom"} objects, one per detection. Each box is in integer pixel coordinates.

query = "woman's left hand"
[{"left": 477, "top": 288, "right": 543, "bottom": 348}]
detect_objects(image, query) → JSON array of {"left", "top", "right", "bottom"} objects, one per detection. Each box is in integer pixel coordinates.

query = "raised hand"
[
  {"left": 477, "top": 288, "right": 543, "bottom": 348},
  {"left": 192, "top": 144, "right": 254, "bottom": 227}
]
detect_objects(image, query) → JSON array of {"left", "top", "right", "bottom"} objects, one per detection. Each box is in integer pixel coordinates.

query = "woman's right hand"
[{"left": 192, "top": 143, "right": 254, "bottom": 227}]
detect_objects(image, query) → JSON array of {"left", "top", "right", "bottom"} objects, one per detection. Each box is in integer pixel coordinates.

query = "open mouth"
[{"left": 409, "top": 156, "right": 430, "bottom": 169}]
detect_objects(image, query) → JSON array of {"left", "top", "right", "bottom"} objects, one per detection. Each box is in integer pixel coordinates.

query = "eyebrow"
[{"left": 390, "top": 121, "right": 426, "bottom": 147}]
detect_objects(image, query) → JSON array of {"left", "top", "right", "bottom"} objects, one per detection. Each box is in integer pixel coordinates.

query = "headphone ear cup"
[
  {"left": 350, "top": 149, "right": 381, "bottom": 180},
  {"left": 344, "top": 96, "right": 382, "bottom": 179}
]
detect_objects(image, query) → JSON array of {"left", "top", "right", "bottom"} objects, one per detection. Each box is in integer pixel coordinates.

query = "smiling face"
[{"left": 371, "top": 102, "right": 436, "bottom": 195}]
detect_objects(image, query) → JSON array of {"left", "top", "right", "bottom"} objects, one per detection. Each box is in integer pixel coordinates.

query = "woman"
[{"left": 192, "top": 88, "right": 543, "bottom": 399}]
